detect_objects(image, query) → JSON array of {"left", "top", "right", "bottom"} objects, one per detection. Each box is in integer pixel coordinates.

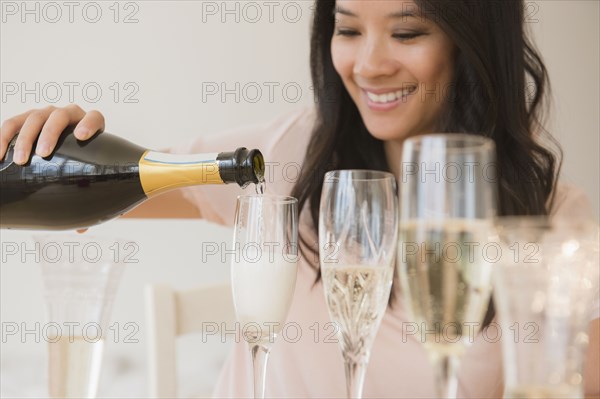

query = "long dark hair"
[{"left": 291, "top": 0, "right": 561, "bottom": 326}]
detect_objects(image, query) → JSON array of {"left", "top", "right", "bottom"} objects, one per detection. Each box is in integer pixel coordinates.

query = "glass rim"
[
  {"left": 323, "top": 169, "right": 396, "bottom": 182},
  {"left": 236, "top": 194, "right": 298, "bottom": 205},
  {"left": 404, "top": 133, "right": 495, "bottom": 153}
]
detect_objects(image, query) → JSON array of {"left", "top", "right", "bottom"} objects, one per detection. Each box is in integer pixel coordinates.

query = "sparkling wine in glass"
[
  {"left": 319, "top": 170, "right": 398, "bottom": 399},
  {"left": 397, "top": 134, "right": 498, "bottom": 398},
  {"left": 494, "top": 217, "right": 600, "bottom": 399},
  {"left": 37, "top": 233, "right": 126, "bottom": 399},
  {"left": 231, "top": 195, "right": 298, "bottom": 399}
]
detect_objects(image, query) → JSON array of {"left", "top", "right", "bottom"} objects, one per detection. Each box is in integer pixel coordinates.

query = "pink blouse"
[{"left": 174, "top": 106, "right": 597, "bottom": 398}]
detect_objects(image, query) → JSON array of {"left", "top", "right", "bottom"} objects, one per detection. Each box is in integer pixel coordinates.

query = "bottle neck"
[{"left": 138, "top": 150, "right": 225, "bottom": 197}]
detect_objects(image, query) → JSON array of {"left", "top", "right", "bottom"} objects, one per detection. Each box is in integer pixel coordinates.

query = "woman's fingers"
[
  {"left": 12, "top": 106, "right": 57, "bottom": 164},
  {"left": 35, "top": 107, "right": 80, "bottom": 157},
  {"left": 74, "top": 109, "right": 105, "bottom": 140},
  {"left": 0, "top": 110, "right": 33, "bottom": 160},
  {"left": 0, "top": 104, "right": 105, "bottom": 164}
]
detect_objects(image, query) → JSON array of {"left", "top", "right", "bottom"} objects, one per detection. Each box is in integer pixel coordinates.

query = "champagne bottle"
[{"left": 0, "top": 127, "right": 264, "bottom": 230}]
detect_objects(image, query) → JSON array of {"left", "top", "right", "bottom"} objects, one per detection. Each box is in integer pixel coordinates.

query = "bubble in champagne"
[{"left": 255, "top": 181, "right": 267, "bottom": 195}]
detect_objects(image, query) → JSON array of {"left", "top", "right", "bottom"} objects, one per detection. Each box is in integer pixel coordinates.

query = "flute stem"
[
  {"left": 344, "top": 359, "right": 367, "bottom": 399},
  {"left": 250, "top": 344, "right": 271, "bottom": 399},
  {"left": 430, "top": 352, "right": 459, "bottom": 399}
]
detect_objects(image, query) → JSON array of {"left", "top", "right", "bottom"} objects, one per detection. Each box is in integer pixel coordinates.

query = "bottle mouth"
[
  {"left": 249, "top": 150, "right": 265, "bottom": 184},
  {"left": 216, "top": 147, "right": 265, "bottom": 186},
  {"left": 252, "top": 151, "right": 265, "bottom": 183}
]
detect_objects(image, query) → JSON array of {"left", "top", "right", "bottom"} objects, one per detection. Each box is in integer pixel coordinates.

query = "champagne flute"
[
  {"left": 494, "top": 217, "right": 599, "bottom": 399},
  {"left": 36, "top": 233, "right": 126, "bottom": 398},
  {"left": 231, "top": 195, "right": 298, "bottom": 399},
  {"left": 397, "top": 134, "right": 498, "bottom": 398},
  {"left": 319, "top": 170, "right": 398, "bottom": 399}
]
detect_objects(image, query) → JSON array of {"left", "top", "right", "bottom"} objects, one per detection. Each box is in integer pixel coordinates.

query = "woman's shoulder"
[
  {"left": 265, "top": 104, "right": 317, "bottom": 155},
  {"left": 263, "top": 105, "right": 317, "bottom": 192},
  {"left": 550, "top": 180, "right": 596, "bottom": 220},
  {"left": 173, "top": 104, "right": 317, "bottom": 157},
  {"left": 268, "top": 104, "right": 317, "bottom": 134},
  {"left": 226, "top": 104, "right": 317, "bottom": 154}
]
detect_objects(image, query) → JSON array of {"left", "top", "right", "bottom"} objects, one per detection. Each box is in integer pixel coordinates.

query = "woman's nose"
[{"left": 353, "top": 38, "right": 398, "bottom": 80}]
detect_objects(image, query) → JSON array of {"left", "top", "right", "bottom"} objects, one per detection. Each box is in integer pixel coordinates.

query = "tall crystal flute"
[
  {"left": 36, "top": 233, "right": 126, "bottom": 399},
  {"left": 231, "top": 195, "right": 298, "bottom": 399},
  {"left": 319, "top": 170, "right": 398, "bottom": 399},
  {"left": 397, "top": 134, "right": 498, "bottom": 398}
]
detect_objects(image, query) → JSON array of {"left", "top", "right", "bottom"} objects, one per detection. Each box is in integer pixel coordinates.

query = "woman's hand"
[{"left": 0, "top": 105, "right": 105, "bottom": 164}]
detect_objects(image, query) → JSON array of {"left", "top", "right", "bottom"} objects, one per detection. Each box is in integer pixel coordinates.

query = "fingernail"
[
  {"left": 36, "top": 143, "right": 50, "bottom": 157},
  {"left": 13, "top": 149, "right": 26, "bottom": 164},
  {"left": 75, "top": 127, "right": 91, "bottom": 139}
]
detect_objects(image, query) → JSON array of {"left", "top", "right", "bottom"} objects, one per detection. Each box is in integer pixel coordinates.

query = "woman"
[{"left": 1, "top": 1, "right": 598, "bottom": 397}]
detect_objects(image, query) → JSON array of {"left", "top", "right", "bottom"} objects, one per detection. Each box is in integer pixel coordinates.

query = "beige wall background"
[
  {"left": 1, "top": 1, "right": 598, "bottom": 397},
  {"left": 529, "top": 1, "right": 599, "bottom": 217}
]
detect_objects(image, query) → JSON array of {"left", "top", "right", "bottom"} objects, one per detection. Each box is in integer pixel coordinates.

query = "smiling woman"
[
  {"left": 0, "top": 0, "right": 598, "bottom": 397},
  {"left": 331, "top": 2, "right": 456, "bottom": 141},
  {"left": 294, "top": 0, "right": 560, "bottom": 251}
]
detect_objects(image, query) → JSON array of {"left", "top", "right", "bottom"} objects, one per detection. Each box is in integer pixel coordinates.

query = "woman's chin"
[
  {"left": 364, "top": 124, "right": 411, "bottom": 143},
  {"left": 363, "top": 118, "right": 436, "bottom": 143}
]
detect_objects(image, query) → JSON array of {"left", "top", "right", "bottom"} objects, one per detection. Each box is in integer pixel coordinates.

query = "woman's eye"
[
  {"left": 335, "top": 29, "right": 360, "bottom": 37},
  {"left": 392, "top": 32, "right": 423, "bottom": 41}
]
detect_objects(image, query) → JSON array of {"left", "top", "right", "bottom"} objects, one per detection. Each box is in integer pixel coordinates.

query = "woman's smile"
[{"left": 361, "top": 85, "right": 418, "bottom": 111}]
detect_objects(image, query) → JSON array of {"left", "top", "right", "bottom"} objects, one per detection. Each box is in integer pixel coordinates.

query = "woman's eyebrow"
[
  {"left": 333, "top": 5, "right": 357, "bottom": 17},
  {"left": 387, "top": 10, "right": 418, "bottom": 20}
]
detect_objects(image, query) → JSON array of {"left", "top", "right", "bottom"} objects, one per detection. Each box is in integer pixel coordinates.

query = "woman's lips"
[{"left": 362, "top": 86, "right": 417, "bottom": 111}]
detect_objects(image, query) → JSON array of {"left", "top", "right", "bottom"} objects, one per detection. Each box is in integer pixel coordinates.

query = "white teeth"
[{"left": 366, "top": 87, "right": 415, "bottom": 103}]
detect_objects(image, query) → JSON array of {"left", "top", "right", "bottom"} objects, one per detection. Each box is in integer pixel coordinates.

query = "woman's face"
[{"left": 331, "top": 0, "right": 456, "bottom": 142}]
